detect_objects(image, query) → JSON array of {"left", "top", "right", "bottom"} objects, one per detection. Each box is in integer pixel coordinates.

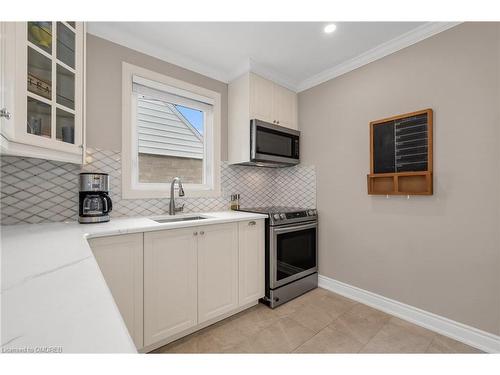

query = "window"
[
  {"left": 134, "top": 85, "right": 208, "bottom": 185},
  {"left": 122, "top": 63, "right": 221, "bottom": 199}
]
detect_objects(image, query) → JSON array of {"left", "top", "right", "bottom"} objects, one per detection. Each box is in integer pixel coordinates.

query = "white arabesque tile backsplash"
[{"left": 0, "top": 148, "right": 316, "bottom": 225}]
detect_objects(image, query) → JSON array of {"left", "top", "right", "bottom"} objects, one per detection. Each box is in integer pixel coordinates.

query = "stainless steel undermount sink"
[{"left": 152, "top": 216, "right": 208, "bottom": 224}]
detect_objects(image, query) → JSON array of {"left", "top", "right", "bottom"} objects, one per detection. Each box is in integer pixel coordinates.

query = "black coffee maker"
[{"left": 79, "top": 173, "right": 112, "bottom": 223}]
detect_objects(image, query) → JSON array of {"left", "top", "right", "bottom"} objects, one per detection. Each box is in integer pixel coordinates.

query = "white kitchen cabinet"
[
  {"left": 88, "top": 233, "right": 144, "bottom": 349},
  {"left": 228, "top": 72, "right": 298, "bottom": 164},
  {"left": 94, "top": 218, "right": 264, "bottom": 350},
  {"left": 249, "top": 73, "right": 297, "bottom": 129},
  {"left": 238, "top": 220, "right": 265, "bottom": 306},
  {"left": 273, "top": 84, "right": 297, "bottom": 129},
  {"left": 0, "top": 22, "right": 85, "bottom": 164},
  {"left": 250, "top": 73, "right": 274, "bottom": 124},
  {"left": 143, "top": 227, "right": 198, "bottom": 346},
  {"left": 197, "top": 223, "right": 239, "bottom": 323},
  {"left": 235, "top": 72, "right": 298, "bottom": 130}
]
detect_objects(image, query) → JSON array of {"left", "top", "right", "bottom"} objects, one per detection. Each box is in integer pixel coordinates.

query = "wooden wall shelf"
[
  {"left": 368, "top": 109, "right": 433, "bottom": 196},
  {"left": 367, "top": 171, "right": 433, "bottom": 195}
]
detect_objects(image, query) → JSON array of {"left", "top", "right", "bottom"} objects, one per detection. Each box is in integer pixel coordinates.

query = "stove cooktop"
[
  {"left": 236, "top": 206, "right": 308, "bottom": 214},
  {"left": 236, "top": 206, "right": 317, "bottom": 225}
]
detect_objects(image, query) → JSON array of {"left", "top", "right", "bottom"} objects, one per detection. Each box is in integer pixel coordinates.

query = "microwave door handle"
[{"left": 250, "top": 120, "right": 257, "bottom": 160}]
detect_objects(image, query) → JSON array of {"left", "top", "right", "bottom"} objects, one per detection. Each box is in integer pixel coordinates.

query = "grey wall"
[
  {"left": 85, "top": 34, "right": 229, "bottom": 160},
  {"left": 298, "top": 23, "right": 500, "bottom": 335}
]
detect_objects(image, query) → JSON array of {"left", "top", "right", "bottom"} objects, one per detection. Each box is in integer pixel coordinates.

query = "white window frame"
[{"left": 122, "top": 62, "right": 221, "bottom": 199}]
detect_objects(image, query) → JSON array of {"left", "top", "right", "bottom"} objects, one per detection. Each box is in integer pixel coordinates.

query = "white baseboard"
[{"left": 318, "top": 275, "right": 500, "bottom": 353}]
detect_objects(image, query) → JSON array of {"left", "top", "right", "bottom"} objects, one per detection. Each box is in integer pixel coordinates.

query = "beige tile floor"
[{"left": 151, "top": 288, "right": 482, "bottom": 354}]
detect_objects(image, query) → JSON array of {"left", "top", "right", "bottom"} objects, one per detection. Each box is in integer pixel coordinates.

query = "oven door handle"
[{"left": 271, "top": 221, "right": 317, "bottom": 234}]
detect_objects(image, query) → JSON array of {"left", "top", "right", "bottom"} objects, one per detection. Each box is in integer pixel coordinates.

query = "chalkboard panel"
[
  {"left": 371, "top": 111, "right": 430, "bottom": 174},
  {"left": 394, "top": 113, "right": 428, "bottom": 172},
  {"left": 368, "top": 109, "right": 433, "bottom": 196},
  {"left": 373, "top": 120, "right": 395, "bottom": 173}
]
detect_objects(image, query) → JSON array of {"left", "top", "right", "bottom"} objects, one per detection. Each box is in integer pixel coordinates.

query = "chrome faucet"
[{"left": 169, "top": 177, "right": 185, "bottom": 215}]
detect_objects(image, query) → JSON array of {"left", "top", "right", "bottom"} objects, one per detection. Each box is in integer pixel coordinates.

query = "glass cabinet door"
[{"left": 25, "top": 21, "right": 78, "bottom": 145}]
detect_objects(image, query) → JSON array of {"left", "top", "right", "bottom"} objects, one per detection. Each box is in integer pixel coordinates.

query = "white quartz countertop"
[{"left": 0, "top": 211, "right": 267, "bottom": 353}]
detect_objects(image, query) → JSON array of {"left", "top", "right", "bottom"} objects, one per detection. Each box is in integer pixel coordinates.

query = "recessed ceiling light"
[{"left": 324, "top": 23, "right": 337, "bottom": 34}]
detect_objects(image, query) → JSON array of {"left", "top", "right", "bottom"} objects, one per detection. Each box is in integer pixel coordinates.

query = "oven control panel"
[
  {"left": 271, "top": 209, "right": 317, "bottom": 225},
  {"left": 286, "top": 211, "right": 307, "bottom": 219}
]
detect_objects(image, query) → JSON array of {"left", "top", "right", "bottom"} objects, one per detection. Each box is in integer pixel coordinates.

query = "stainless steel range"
[{"left": 236, "top": 206, "right": 318, "bottom": 308}]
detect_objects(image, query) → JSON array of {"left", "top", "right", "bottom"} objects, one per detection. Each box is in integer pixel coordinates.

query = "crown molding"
[
  {"left": 296, "top": 22, "right": 462, "bottom": 92},
  {"left": 87, "top": 22, "right": 462, "bottom": 93},
  {"left": 227, "top": 60, "right": 252, "bottom": 83},
  {"left": 86, "top": 23, "right": 230, "bottom": 84},
  {"left": 247, "top": 60, "right": 300, "bottom": 92},
  {"left": 228, "top": 59, "right": 300, "bottom": 92},
  {"left": 88, "top": 22, "right": 301, "bottom": 89}
]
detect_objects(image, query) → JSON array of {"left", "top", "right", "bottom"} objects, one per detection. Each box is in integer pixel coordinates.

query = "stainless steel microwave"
[{"left": 249, "top": 119, "right": 300, "bottom": 167}]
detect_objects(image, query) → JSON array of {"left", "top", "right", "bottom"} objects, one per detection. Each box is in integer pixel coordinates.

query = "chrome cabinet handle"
[
  {"left": 193, "top": 231, "right": 198, "bottom": 236},
  {"left": 248, "top": 221, "right": 256, "bottom": 226},
  {"left": 0, "top": 108, "right": 12, "bottom": 120},
  {"left": 200, "top": 231, "right": 205, "bottom": 235}
]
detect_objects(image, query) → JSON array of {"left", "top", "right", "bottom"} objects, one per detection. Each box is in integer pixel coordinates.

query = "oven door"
[
  {"left": 250, "top": 119, "right": 300, "bottom": 165},
  {"left": 269, "top": 221, "right": 318, "bottom": 289}
]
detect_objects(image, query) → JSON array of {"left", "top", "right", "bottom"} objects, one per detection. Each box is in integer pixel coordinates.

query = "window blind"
[{"left": 133, "top": 80, "right": 206, "bottom": 160}]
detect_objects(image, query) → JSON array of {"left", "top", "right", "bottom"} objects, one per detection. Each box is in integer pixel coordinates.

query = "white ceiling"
[{"left": 87, "top": 22, "right": 459, "bottom": 92}]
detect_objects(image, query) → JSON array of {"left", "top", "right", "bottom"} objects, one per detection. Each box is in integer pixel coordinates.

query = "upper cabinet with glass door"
[{"left": 0, "top": 22, "right": 85, "bottom": 164}]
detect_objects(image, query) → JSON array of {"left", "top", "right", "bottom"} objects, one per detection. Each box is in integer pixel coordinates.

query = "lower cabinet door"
[
  {"left": 238, "top": 220, "right": 265, "bottom": 305},
  {"left": 197, "top": 223, "right": 239, "bottom": 323},
  {"left": 89, "top": 233, "right": 144, "bottom": 349},
  {"left": 144, "top": 227, "right": 198, "bottom": 346}
]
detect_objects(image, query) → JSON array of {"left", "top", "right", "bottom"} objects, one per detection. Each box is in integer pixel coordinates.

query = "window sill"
[{"left": 121, "top": 187, "right": 221, "bottom": 200}]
